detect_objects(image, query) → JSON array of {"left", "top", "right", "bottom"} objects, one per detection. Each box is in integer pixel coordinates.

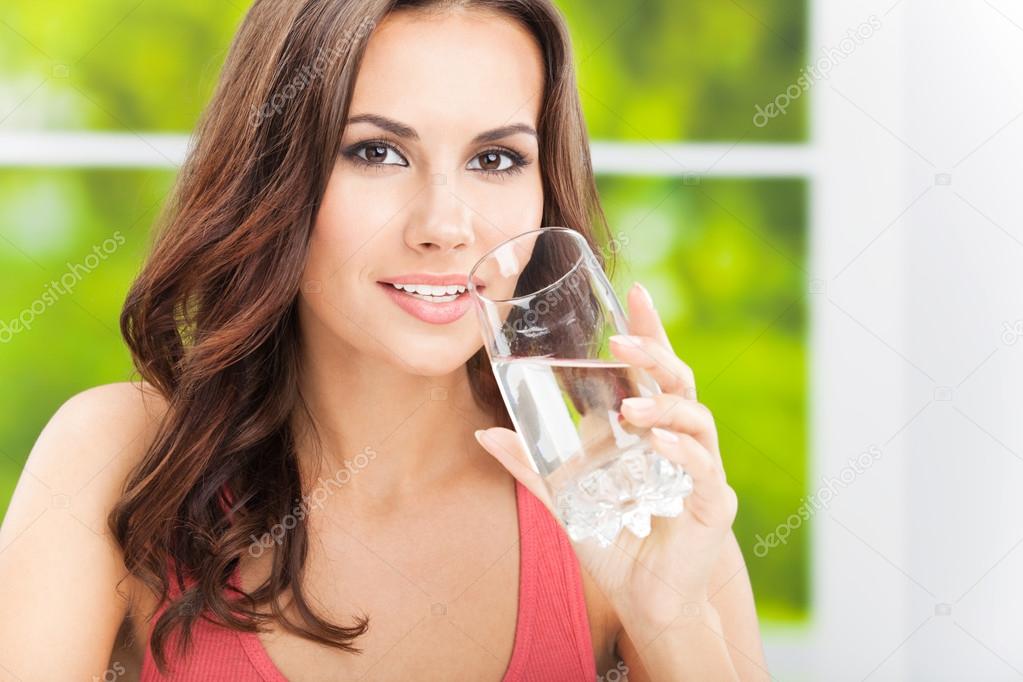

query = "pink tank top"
[{"left": 140, "top": 479, "right": 598, "bottom": 681}]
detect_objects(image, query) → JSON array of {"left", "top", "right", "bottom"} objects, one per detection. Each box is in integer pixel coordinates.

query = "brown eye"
[
  {"left": 366, "top": 145, "right": 388, "bottom": 162},
  {"left": 478, "top": 152, "right": 502, "bottom": 171},
  {"left": 349, "top": 142, "right": 407, "bottom": 166},
  {"left": 468, "top": 150, "right": 518, "bottom": 173}
]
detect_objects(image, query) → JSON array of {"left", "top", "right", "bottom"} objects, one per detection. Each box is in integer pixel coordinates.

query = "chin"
[
  {"left": 392, "top": 349, "right": 478, "bottom": 377},
  {"left": 376, "top": 317, "right": 487, "bottom": 378}
]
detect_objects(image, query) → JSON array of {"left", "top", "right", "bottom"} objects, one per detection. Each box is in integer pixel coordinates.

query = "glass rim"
[{"left": 467, "top": 226, "right": 589, "bottom": 305}]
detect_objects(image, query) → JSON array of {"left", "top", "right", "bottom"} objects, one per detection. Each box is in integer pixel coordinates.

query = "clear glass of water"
[{"left": 467, "top": 227, "right": 694, "bottom": 547}]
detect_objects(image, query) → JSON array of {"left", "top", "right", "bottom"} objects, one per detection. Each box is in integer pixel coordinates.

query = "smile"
[
  {"left": 387, "top": 282, "right": 466, "bottom": 302},
  {"left": 377, "top": 281, "right": 484, "bottom": 325}
]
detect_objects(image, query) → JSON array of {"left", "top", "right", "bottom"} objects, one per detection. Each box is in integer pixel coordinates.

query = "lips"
[{"left": 378, "top": 281, "right": 484, "bottom": 325}]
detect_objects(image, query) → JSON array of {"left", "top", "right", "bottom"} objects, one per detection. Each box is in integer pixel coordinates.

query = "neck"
[{"left": 291, "top": 314, "right": 500, "bottom": 509}]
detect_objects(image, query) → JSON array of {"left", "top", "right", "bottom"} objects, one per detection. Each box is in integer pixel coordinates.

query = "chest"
[
  {"left": 129, "top": 483, "right": 617, "bottom": 680},
  {"left": 274, "top": 552, "right": 522, "bottom": 679}
]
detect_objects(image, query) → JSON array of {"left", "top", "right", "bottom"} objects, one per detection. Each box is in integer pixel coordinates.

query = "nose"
[{"left": 403, "top": 180, "right": 476, "bottom": 254}]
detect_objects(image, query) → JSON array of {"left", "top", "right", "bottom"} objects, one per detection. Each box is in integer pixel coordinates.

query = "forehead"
[{"left": 349, "top": 9, "right": 545, "bottom": 129}]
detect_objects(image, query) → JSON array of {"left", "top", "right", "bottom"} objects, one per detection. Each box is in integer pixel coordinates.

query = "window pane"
[
  {"left": 544, "top": 0, "right": 806, "bottom": 141},
  {"left": 0, "top": 2, "right": 245, "bottom": 131},
  {"left": 1, "top": 1, "right": 807, "bottom": 140},
  {"left": 0, "top": 168, "right": 175, "bottom": 510},
  {"left": 599, "top": 175, "right": 809, "bottom": 620}
]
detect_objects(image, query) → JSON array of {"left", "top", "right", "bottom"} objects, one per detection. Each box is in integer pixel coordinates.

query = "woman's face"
[{"left": 301, "top": 9, "right": 545, "bottom": 376}]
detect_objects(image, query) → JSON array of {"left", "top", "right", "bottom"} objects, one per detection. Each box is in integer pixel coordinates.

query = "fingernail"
[
  {"left": 621, "top": 397, "right": 655, "bottom": 412},
  {"left": 474, "top": 429, "right": 487, "bottom": 444},
  {"left": 635, "top": 282, "right": 655, "bottom": 310},
  {"left": 651, "top": 426, "right": 679, "bottom": 443},
  {"left": 609, "top": 334, "right": 642, "bottom": 347}
]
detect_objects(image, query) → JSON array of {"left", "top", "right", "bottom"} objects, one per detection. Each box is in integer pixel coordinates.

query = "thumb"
[{"left": 474, "top": 427, "right": 554, "bottom": 512}]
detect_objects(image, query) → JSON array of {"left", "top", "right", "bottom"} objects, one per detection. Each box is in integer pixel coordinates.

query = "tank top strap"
[{"left": 508, "top": 479, "right": 597, "bottom": 681}]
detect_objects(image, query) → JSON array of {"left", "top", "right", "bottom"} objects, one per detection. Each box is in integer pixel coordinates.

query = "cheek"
[
  {"left": 484, "top": 172, "right": 544, "bottom": 233},
  {"left": 308, "top": 172, "right": 397, "bottom": 268}
]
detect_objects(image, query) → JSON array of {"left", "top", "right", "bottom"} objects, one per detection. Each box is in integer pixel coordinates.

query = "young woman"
[{"left": 0, "top": 0, "right": 768, "bottom": 679}]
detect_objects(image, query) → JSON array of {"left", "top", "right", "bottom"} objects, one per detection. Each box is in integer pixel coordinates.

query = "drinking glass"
[{"left": 467, "top": 227, "right": 693, "bottom": 547}]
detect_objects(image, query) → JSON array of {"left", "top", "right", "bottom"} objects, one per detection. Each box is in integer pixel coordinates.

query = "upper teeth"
[{"left": 390, "top": 282, "right": 466, "bottom": 296}]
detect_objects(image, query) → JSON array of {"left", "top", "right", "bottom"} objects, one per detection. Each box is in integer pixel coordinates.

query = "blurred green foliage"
[
  {"left": 562, "top": 0, "right": 807, "bottom": 141},
  {"left": 0, "top": 169, "right": 172, "bottom": 439},
  {"left": 0, "top": 1, "right": 808, "bottom": 623},
  {"left": 602, "top": 176, "right": 808, "bottom": 622},
  {"left": 0, "top": 1, "right": 806, "bottom": 139}
]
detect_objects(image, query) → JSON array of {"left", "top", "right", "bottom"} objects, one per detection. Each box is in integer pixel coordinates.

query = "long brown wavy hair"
[{"left": 111, "top": 0, "right": 615, "bottom": 671}]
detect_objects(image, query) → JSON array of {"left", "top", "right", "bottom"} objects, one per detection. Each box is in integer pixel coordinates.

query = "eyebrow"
[{"left": 345, "top": 113, "right": 537, "bottom": 145}]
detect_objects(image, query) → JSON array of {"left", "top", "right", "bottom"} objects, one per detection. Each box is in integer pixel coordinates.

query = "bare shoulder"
[
  {"left": 4, "top": 379, "right": 169, "bottom": 547},
  {"left": 17, "top": 380, "right": 169, "bottom": 521},
  {"left": 0, "top": 380, "right": 168, "bottom": 680},
  {"left": 47, "top": 380, "right": 168, "bottom": 449}
]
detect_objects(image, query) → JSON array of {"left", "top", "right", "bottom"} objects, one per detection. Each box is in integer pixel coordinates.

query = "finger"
[
  {"left": 624, "top": 282, "right": 673, "bottom": 350},
  {"left": 608, "top": 333, "right": 697, "bottom": 400},
  {"left": 649, "top": 428, "right": 733, "bottom": 521},
  {"left": 620, "top": 394, "right": 720, "bottom": 462},
  {"left": 474, "top": 427, "right": 554, "bottom": 512},
  {"left": 649, "top": 428, "right": 717, "bottom": 491}
]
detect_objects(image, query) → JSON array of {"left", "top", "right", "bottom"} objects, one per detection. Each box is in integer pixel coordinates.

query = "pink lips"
[{"left": 378, "top": 282, "right": 480, "bottom": 325}]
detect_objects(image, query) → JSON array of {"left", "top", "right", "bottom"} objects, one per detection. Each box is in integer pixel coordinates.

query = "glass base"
[{"left": 553, "top": 447, "right": 695, "bottom": 548}]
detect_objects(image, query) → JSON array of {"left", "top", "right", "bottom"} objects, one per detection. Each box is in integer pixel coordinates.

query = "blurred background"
[{"left": 1, "top": 1, "right": 1021, "bottom": 680}]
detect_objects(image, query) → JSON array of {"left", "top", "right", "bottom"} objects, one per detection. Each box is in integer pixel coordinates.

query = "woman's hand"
[{"left": 474, "top": 281, "right": 738, "bottom": 637}]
